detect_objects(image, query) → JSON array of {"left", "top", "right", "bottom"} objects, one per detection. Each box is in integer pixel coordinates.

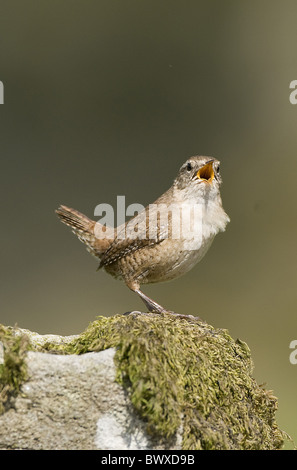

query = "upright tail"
[{"left": 55, "top": 205, "right": 112, "bottom": 258}]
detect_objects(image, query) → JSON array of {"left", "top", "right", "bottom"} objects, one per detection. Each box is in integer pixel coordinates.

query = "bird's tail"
[{"left": 55, "top": 205, "right": 112, "bottom": 258}]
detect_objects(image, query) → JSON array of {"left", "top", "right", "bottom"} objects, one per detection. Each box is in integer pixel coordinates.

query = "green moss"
[
  {"left": 0, "top": 325, "right": 29, "bottom": 414},
  {"left": 41, "top": 312, "right": 286, "bottom": 450},
  {"left": 0, "top": 314, "right": 288, "bottom": 449}
]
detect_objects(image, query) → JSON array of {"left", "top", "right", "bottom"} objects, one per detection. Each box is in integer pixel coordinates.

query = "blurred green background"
[{"left": 0, "top": 0, "right": 296, "bottom": 447}]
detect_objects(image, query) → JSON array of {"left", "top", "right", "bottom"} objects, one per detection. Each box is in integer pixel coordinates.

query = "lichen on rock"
[
  {"left": 0, "top": 313, "right": 288, "bottom": 450},
  {"left": 38, "top": 312, "right": 286, "bottom": 450},
  {"left": 0, "top": 325, "right": 29, "bottom": 414}
]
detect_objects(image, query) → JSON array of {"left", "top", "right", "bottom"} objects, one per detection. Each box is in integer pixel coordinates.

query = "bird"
[{"left": 56, "top": 156, "right": 230, "bottom": 314}]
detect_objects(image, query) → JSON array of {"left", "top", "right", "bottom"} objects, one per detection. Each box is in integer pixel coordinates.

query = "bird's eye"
[
  {"left": 186, "top": 162, "right": 192, "bottom": 171},
  {"left": 216, "top": 165, "right": 220, "bottom": 174}
]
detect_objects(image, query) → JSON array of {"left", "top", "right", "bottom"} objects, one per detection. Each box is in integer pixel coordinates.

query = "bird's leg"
[
  {"left": 134, "top": 288, "right": 168, "bottom": 314},
  {"left": 126, "top": 282, "right": 199, "bottom": 320},
  {"left": 126, "top": 281, "right": 168, "bottom": 313}
]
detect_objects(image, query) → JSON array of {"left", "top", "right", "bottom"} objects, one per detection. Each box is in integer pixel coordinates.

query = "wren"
[{"left": 56, "top": 156, "right": 230, "bottom": 313}]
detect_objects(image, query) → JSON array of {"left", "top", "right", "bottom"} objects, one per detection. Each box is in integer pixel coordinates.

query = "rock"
[
  {"left": 0, "top": 346, "right": 179, "bottom": 450},
  {"left": 0, "top": 313, "right": 288, "bottom": 450}
]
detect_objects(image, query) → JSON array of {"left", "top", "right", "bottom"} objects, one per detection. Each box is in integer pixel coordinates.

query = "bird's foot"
[
  {"left": 123, "top": 309, "right": 202, "bottom": 322},
  {"left": 122, "top": 310, "right": 143, "bottom": 316}
]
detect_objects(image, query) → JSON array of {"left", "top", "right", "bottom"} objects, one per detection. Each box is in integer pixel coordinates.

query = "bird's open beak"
[{"left": 197, "top": 162, "right": 214, "bottom": 183}]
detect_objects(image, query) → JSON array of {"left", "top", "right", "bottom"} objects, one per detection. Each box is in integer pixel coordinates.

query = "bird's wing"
[{"left": 99, "top": 202, "right": 172, "bottom": 268}]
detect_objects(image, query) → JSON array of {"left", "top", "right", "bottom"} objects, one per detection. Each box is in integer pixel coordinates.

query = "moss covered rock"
[{"left": 0, "top": 313, "right": 287, "bottom": 450}]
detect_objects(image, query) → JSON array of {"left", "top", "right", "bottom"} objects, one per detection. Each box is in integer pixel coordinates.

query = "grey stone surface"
[{"left": 0, "top": 346, "right": 181, "bottom": 450}]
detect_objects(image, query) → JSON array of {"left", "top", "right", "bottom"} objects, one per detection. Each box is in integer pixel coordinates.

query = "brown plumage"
[{"left": 56, "top": 156, "right": 230, "bottom": 313}]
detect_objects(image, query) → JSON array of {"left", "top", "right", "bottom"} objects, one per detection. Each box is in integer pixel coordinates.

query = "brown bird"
[{"left": 56, "top": 156, "right": 230, "bottom": 313}]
